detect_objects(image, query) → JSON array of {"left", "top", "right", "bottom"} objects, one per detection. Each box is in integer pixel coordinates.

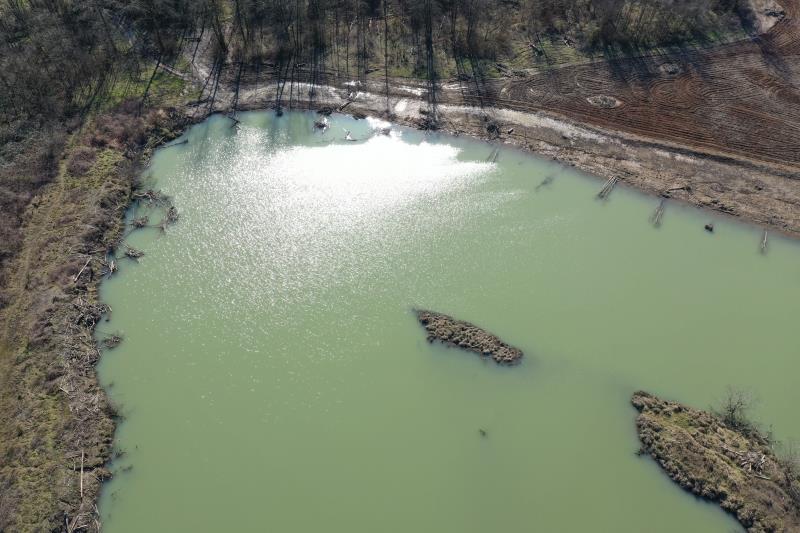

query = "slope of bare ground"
[{"left": 633, "top": 391, "right": 800, "bottom": 533}]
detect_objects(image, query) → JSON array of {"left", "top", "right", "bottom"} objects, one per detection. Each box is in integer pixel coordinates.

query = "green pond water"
[{"left": 98, "top": 111, "right": 800, "bottom": 532}]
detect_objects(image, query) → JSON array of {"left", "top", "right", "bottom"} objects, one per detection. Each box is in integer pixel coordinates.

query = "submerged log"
[
  {"left": 632, "top": 391, "right": 800, "bottom": 532},
  {"left": 535, "top": 175, "right": 554, "bottom": 191},
  {"left": 164, "top": 139, "right": 189, "bottom": 149},
  {"left": 650, "top": 199, "right": 666, "bottom": 227},
  {"left": 165, "top": 206, "right": 179, "bottom": 224},
  {"left": 132, "top": 216, "right": 149, "bottom": 228},
  {"left": 132, "top": 189, "right": 169, "bottom": 206},
  {"left": 101, "top": 334, "right": 123, "bottom": 349},
  {"left": 597, "top": 176, "right": 618, "bottom": 199},
  {"left": 123, "top": 246, "right": 144, "bottom": 260},
  {"left": 415, "top": 309, "right": 523, "bottom": 365}
]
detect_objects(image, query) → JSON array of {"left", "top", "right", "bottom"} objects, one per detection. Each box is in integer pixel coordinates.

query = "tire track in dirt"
[{"left": 447, "top": 0, "right": 800, "bottom": 168}]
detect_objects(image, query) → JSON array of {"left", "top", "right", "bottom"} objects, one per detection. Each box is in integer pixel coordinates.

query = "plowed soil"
[{"left": 467, "top": 1, "right": 800, "bottom": 169}]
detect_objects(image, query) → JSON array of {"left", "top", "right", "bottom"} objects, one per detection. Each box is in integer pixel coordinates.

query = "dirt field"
[{"left": 489, "top": 1, "right": 800, "bottom": 169}]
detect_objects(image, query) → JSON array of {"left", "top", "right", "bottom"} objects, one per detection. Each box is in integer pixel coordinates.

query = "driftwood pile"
[
  {"left": 74, "top": 298, "right": 111, "bottom": 329},
  {"left": 131, "top": 188, "right": 180, "bottom": 231},
  {"left": 101, "top": 258, "right": 116, "bottom": 277},
  {"left": 723, "top": 446, "right": 770, "bottom": 478},
  {"left": 132, "top": 189, "right": 168, "bottom": 206},
  {"left": 597, "top": 176, "right": 619, "bottom": 199},
  {"left": 163, "top": 206, "right": 179, "bottom": 227}
]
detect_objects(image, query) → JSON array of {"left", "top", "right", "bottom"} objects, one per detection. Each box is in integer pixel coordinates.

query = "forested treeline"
[
  {"left": 219, "top": 0, "right": 747, "bottom": 111},
  {"left": 0, "top": 0, "right": 750, "bottom": 125},
  {"left": 0, "top": 0, "right": 206, "bottom": 289}
]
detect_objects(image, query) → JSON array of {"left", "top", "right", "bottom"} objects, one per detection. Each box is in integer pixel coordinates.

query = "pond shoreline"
[
  {"left": 93, "top": 108, "right": 799, "bottom": 530},
  {"left": 1, "top": 92, "right": 796, "bottom": 530},
  {"left": 69, "top": 102, "right": 799, "bottom": 527},
  {"left": 196, "top": 78, "right": 800, "bottom": 240},
  {"left": 0, "top": 105, "right": 191, "bottom": 532}
]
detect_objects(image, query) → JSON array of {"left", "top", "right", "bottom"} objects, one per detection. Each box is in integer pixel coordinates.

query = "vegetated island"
[
  {"left": 632, "top": 391, "right": 800, "bottom": 532},
  {"left": 415, "top": 310, "right": 523, "bottom": 365}
]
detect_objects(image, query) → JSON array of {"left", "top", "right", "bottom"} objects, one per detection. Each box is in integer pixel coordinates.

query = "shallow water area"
[{"left": 98, "top": 110, "right": 800, "bottom": 532}]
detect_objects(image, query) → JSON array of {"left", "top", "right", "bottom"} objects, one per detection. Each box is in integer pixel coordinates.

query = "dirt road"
[{"left": 186, "top": 2, "right": 800, "bottom": 236}]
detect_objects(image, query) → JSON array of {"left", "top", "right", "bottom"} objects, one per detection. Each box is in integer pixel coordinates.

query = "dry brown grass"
[
  {"left": 633, "top": 391, "right": 800, "bottom": 532},
  {"left": 66, "top": 146, "right": 98, "bottom": 177},
  {"left": 0, "top": 100, "right": 189, "bottom": 532}
]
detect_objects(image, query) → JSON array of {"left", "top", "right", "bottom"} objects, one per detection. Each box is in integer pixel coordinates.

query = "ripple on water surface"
[{"left": 98, "top": 111, "right": 800, "bottom": 533}]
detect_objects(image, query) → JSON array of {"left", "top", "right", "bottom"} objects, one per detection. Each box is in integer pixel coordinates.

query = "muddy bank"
[
  {"left": 632, "top": 391, "right": 800, "bottom": 532},
  {"left": 189, "top": 51, "right": 800, "bottom": 238},
  {"left": 416, "top": 310, "right": 523, "bottom": 365},
  {"left": 0, "top": 104, "right": 190, "bottom": 532},
  {"left": 289, "top": 90, "right": 800, "bottom": 239}
]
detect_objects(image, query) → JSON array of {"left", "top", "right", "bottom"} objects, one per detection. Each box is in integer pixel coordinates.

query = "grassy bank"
[{"left": 0, "top": 77, "right": 191, "bottom": 531}]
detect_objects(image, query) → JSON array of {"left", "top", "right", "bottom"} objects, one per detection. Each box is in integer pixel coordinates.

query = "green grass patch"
[{"left": 103, "top": 64, "right": 196, "bottom": 111}]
